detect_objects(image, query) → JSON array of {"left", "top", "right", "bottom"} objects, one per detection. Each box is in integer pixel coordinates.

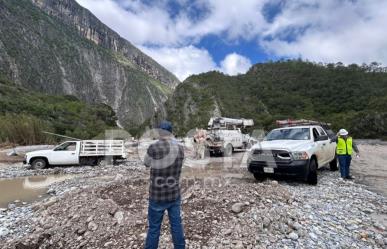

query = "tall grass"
[{"left": 0, "top": 114, "right": 55, "bottom": 145}]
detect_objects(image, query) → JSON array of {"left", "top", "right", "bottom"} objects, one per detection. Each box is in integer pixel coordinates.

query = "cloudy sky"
[{"left": 76, "top": 0, "right": 387, "bottom": 81}]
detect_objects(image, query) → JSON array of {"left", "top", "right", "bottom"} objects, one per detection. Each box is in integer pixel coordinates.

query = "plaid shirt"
[{"left": 144, "top": 138, "right": 184, "bottom": 202}]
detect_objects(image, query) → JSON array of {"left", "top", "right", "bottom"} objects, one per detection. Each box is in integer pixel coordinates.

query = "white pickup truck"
[
  {"left": 247, "top": 124, "right": 337, "bottom": 184},
  {"left": 24, "top": 140, "right": 127, "bottom": 169}
]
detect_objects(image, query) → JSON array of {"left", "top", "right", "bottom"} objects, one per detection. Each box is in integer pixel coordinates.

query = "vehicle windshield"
[{"left": 265, "top": 128, "right": 310, "bottom": 141}]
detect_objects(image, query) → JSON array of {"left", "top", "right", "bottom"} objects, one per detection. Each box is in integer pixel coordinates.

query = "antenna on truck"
[{"left": 42, "top": 131, "right": 82, "bottom": 141}]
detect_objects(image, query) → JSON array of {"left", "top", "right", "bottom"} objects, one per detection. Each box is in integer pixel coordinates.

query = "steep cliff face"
[
  {"left": 0, "top": 0, "right": 179, "bottom": 131},
  {"left": 31, "top": 0, "right": 179, "bottom": 88}
]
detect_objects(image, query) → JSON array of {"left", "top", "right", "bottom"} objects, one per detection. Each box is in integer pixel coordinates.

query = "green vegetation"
[
  {"left": 166, "top": 61, "right": 387, "bottom": 139},
  {"left": 149, "top": 78, "right": 173, "bottom": 96},
  {"left": 0, "top": 75, "right": 117, "bottom": 145},
  {"left": 0, "top": 114, "right": 55, "bottom": 145}
]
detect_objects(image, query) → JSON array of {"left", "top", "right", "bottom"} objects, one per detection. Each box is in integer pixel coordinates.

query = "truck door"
[
  {"left": 317, "top": 127, "right": 334, "bottom": 163},
  {"left": 50, "top": 142, "right": 79, "bottom": 165},
  {"left": 312, "top": 128, "right": 326, "bottom": 166},
  {"left": 316, "top": 127, "right": 330, "bottom": 165},
  {"left": 233, "top": 129, "right": 243, "bottom": 148}
]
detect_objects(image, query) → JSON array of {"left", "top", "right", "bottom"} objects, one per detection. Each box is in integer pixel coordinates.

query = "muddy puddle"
[{"left": 0, "top": 174, "right": 74, "bottom": 208}]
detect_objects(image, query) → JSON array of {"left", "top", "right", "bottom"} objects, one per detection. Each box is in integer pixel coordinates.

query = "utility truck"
[
  {"left": 247, "top": 119, "right": 337, "bottom": 185},
  {"left": 24, "top": 140, "right": 127, "bottom": 169},
  {"left": 206, "top": 117, "right": 255, "bottom": 156}
]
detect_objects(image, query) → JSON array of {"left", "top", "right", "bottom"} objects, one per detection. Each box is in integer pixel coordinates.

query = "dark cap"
[{"left": 158, "top": 120, "right": 173, "bottom": 133}]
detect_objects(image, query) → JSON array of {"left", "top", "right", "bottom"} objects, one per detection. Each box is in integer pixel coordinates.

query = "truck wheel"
[
  {"left": 31, "top": 158, "right": 47, "bottom": 169},
  {"left": 253, "top": 173, "right": 266, "bottom": 181},
  {"left": 329, "top": 157, "right": 338, "bottom": 171},
  {"left": 243, "top": 142, "right": 252, "bottom": 150},
  {"left": 306, "top": 159, "right": 318, "bottom": 185},
  {"left": 224, "top": 144, "right": 233, "bottom": 157}
]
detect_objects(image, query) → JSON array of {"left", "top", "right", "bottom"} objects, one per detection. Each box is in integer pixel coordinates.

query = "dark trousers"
[
  {"left": 338, "top": 155, "right": 352, "bottom": 178},
  {"left": 144, "top": 197, "right": 185, "bottom": 249}
]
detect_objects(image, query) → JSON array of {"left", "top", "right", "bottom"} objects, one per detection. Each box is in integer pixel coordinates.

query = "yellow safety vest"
[{"left": 336, "top": 137, "right": 353, "bottom": 155}]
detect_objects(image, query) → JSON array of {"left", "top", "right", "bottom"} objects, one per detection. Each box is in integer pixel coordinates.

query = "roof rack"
[{"left": 276, "top": 119, "right": 331, "bottom": 128}]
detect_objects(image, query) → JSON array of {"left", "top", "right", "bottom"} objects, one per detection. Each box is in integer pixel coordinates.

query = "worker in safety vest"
[{"left": 332, "top": 129, "right": 359, "bottom": 180}]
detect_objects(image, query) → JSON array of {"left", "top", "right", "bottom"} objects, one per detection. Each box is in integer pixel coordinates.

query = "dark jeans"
[
  {"left": 144, "top": 197, "right": 185, "bottom": 249},
  {"left": 338, "top": 155, "right": 352, "bottom": 178}
]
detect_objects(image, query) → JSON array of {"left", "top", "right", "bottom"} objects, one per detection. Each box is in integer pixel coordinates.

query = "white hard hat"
[{"left": 339, "top": 129, "right": 348, "bottom": 136}]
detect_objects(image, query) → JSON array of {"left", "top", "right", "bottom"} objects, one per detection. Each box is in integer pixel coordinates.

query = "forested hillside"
[
  {"left": 0, "top": 74, "right": 117, "bottom": 145},
  {"left": 166, "top": 61, "right": 387, "bottom": 139}
]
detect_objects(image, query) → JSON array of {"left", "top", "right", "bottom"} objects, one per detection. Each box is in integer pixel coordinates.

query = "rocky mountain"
[
  {"left": 0, "top": 0, "right": 179, "bottom": 134},
  {"left": 0, "top": 72, "right": 117, "bottom": 145},
  {"left": 166, "top": 61, "right": 387, "bottom": 139}
]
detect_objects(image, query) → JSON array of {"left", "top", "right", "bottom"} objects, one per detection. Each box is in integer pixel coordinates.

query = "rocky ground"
[
  {"left": 0, "top": 156, "right": 386, "bottom": 249},
  {"left": 0, "top": 141, "right": 386, "bottom": 248}
]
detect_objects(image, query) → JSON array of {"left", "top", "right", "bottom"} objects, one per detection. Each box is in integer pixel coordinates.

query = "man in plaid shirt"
[{"left": 144, "top": 121, "right": 185, "bottom": 249}]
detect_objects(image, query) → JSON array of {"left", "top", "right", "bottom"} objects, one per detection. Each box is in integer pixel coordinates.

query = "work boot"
[{"left": 346, "top": 176, "right": 354, "bottom": 180}]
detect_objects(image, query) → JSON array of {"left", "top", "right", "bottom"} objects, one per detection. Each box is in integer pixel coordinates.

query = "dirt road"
[{"left": 352, "top": 142, "right": 387, "bottom": 197}]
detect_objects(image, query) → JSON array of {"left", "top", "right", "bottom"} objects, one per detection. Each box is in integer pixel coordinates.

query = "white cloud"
[
  {"left": 76, "top": 0, "right": 269, "bottom": 46},
  {"left": 260, "top": 0, "right": 387, "bottom": 65},
  {"left": 76, "top": 0, "right": 184, "bottom": 45},
  {"left": 138, "top": 46, "right": 251, "bottom": 80},
  {"left": 75, "top": 0, "right": 387, "bottom": 79},
  {"left": 139, "top": 45, "right": 217, "bottom": 81},
  {"left": 185, "top": 0, "right": 268, "bottom": 41},
  {"left": 220, "top": 53, "right": 252, "bottom": 76}
]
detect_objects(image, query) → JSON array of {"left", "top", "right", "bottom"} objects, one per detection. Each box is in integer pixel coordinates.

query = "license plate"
[{"left": 263, "top": 167, "right": 274, "bottom": 173}]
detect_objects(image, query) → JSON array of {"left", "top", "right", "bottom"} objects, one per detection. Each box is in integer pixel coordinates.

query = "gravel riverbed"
[{"left": 0, "top": 155, "right": 386, "bottom": 249}]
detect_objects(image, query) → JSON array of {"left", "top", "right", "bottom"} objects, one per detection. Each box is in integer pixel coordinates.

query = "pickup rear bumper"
[{"left": 248, "top": 159, "right": 309, "bottom": 177}]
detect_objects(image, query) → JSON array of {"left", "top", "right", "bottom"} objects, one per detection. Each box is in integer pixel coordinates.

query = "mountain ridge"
[{"left": 166, "top": 60, "right": 387, "bottom": 139}]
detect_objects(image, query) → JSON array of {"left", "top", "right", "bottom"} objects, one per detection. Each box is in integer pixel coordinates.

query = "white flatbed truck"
[{"left": 24, "top": 140, "right": 127, "bottom": 169}]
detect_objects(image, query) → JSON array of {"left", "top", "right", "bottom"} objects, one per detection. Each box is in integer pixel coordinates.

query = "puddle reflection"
[{"left": 0, "top": 175, "right": 73, "bottom": 208}]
